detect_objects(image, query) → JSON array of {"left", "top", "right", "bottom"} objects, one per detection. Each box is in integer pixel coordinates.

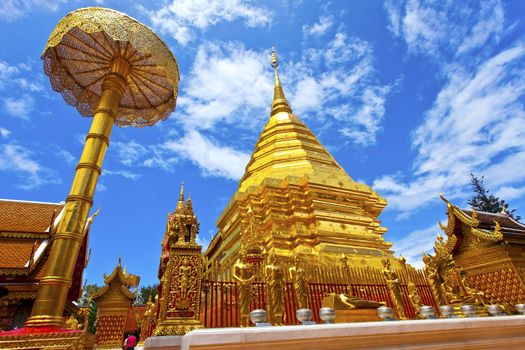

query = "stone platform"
[{"left": 144, "top": 315, "right": 525, "bottom": 350}]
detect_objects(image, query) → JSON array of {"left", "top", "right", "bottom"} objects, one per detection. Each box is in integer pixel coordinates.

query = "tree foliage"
[
  {"left": 134, "top": 283, "right": 158, "bottom": 305},
  {"left": 467, "top": 174, "right": 521, "bottom": 221},
  {"left": 87, "top": 300, "right": 97, "bottom": 334},
  {"left": 77, "top": 283, "right": 101, "bottom": 307}
]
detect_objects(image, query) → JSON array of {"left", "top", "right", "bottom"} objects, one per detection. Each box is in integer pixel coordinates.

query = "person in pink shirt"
[{"left": 123, "top": 334, "right": 137, "bottom": 350}]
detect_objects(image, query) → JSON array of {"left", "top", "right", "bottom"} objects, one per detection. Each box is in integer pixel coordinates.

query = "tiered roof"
[
  {"left": 0, "top": 199, "right": 63, "bottom": 275},
  {"left": 0, "top": 199, "right": 89, "bottom": 303}
]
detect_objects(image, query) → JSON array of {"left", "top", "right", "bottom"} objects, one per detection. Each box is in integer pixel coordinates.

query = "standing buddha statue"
[
  {"left": 232, "top": 252, "right": 255, "bottom": 327},
  {"left": 265, "top": 254, "right": 284, "bottom": 325},
  {"left": 289, "top": 256, "right": 308, "bottom": 310},
  {"left": 381, "top": 259, "right": 407, "bottom": 320}
]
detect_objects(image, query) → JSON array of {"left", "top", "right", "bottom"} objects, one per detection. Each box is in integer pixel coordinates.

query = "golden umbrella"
[{"left": 25, "top": 7, "right": 179, "bottom": 328}]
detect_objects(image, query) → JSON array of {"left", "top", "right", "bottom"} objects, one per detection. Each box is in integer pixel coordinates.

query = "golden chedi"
[{"left": 205, "top": 49, "right": 398, "bottom": 279}]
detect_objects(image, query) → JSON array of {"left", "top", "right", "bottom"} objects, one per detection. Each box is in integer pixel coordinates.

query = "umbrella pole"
[{"left": 25, "top": 59, "right": 129, "bottom": 328}]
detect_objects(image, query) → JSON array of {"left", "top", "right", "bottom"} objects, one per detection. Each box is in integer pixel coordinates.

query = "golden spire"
[
  {"left": 177, "top": 182, "right": 185, "bottom": 210},
  {"left": 271, "top": 47, "right": 292, "bottom": 115},
  {"left": 186, "top": 191, "right": 193, "bottom": 211}
]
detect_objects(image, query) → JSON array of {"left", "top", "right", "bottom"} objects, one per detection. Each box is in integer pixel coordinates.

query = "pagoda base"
[
  {"left": 154, "top": 319, "right": 204, "bottom": 336},
  {"left": 0, "top": 327, "right": 95, "bottom": 350}
]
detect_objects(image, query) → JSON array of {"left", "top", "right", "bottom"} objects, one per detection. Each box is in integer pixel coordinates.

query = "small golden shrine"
[
  {"left": 155, "top": 184, "right": 204, "bottom": 335},
  {"left": 0, "top": 199, "right": 89, "bottom": 330},
  {"left": 433, "top": 195, "right": 525, "bottom": 309},
  {"left": 91, "top": 260, "right": 139, "bottom": 349},
  {"left": 205, "top": 49, "right": 398, "bottom": 279}
]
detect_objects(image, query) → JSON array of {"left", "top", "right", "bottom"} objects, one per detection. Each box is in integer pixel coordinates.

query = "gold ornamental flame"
[{"left": 42, "top": 7, "right": 179, "bottom": 127}]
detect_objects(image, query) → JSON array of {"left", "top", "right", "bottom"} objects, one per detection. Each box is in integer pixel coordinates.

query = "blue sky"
[{"left": 1, "top": 0, "right": 525, "bottom": 287}]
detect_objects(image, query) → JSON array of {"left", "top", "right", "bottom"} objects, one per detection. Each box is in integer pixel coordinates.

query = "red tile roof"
[
  {"left": 0, "top": 239, "right": 44, "bottom": 269},
  {"left": 0, "top": 199, "right": 63, "bottom": 233}
]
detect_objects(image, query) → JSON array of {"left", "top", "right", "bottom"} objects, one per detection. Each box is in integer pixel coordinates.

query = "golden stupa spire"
[
  {"left": 271, "top": 47, "right": 292, "bottom": 115},
  {"left": 186, "top": 190, "right": 193, "bottom": 211},
  {"left": 177, "top": 182, "right": 185, "bottom": 210}
]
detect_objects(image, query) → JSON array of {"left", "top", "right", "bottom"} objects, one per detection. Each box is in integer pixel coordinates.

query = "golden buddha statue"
[
  {"left": 407, "top": 282, "right": 423, "bottom": 318},
  {"left": 381, "top": 259, "right": 407, "bottom": 319},
  {"left": 232, "top": 252, "right": 255, "bottom": 327},
  {"left": 289, "top": 256, "right": 308, "bottom": 309},
  {"left": 265, "top": 254, "right": 284, "bottom": 325},
  {"left": 338, "top": 293, "right": 384, "bottom": 309}
]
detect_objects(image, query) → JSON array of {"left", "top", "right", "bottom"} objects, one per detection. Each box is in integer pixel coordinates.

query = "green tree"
[
  {"left": 468, "top": 174, "right": 521, "bottom": 221},
  {"left": 87, "top": 300, "right": 97, "bottom": 334},
  {"left": 134, "top": 283, "right": 158, "bottom": 305},
  {"left": 77, "top": 283, "right": 101, "bottom": 307}
]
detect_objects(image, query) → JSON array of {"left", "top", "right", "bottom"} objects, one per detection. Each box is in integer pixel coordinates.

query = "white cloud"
[
  {"left": 110, "top": 131, "right": 249, "bottom": 181},
  {"left": 196, "top": 230, "right": 212, "bottom": 250},
  {"left": 457, "top": 0, "right": 504, "bottom": 55},
  {"left": 391, "top": 223, "right": 441, "bottom": 268},
  {"left": 162, "top": 129, "right": 250, "bottom": 180},
  {"left": 110, "top": 140, "right": 178, "bottom": 171},
  {"left": 496, "top": 186, "right": 525, "bottom": 201},
  {"left": 138, "top": 0, "right": 271, "bottom": 46},
  {"left": 177, "top": 42, "right": 273, "bottom": 130},
  {"left": 385, "top": 0, "right": 506, "bottom": 58},
  {"left": 0, "top": 128, "right": 10, "bottom": 138},
  {"left": 103, "top": 169, "right": 142, "bottom": 181},
  {"left": 0, "top": 0, "right": 67, "bottom": 22},
  {"left": 3, "top": 95, "right": 34, "bottom": 118},
  {"left": 374, "top": 44, "right": 525, "bottom": 216},
  {"left": 0, "top": 143, "right": 59, "bottom": 189},
  {"left": 177, "top": 35, "right": 389, "bottom": 147},
  {"left": 302, "top": 16, "right": 333, "bottom": 37},
  {"left": 0, "top": 60, "right": 43, "bottom": 92},
  {"left": 56, "top": 148, "right": 76, "bottom": 165}
]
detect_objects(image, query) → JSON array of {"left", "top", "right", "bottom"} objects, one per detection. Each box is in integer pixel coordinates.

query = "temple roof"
[
  {"left": 439, "top": 195, "right": 524, "bottom": 247},
  {"left": 462, "top": 209, "right": 525, "bottom": 234},
  {"left": 0, "top": 199, "right": 63, "bottom": 233},
  {"left": 0, "top": 199, "right": 88, "bottom": 302},
  {"left": 92, "top": 260, "right": 139, "bottom": 301},
  {"left": 0, "top": 199, "right": 63, "bottom": 272}
]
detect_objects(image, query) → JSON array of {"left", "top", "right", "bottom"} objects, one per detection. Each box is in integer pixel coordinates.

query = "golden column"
[{"left": 25, "top": 7, "right": 179, "bottom": 328}]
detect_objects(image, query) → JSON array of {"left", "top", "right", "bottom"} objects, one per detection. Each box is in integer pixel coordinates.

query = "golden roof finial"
[
  {"left": 186, "top": 190, "right": 193, "bottom": 212},
  {"left": 177, "top": 182, "right": 185, "bottom": 210},
  {"left": 270, "top": 47, "right": 292, "bottom": 115}
]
